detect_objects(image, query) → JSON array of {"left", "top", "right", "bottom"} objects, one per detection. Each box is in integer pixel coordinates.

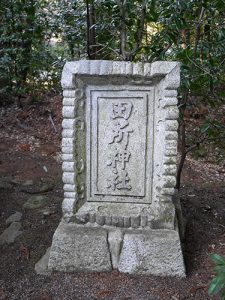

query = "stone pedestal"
[
  {"left": 48, "top": 60, "right": 185, "bottom": 277},
  {"left": 49, "top": 221, "right": 184, "bottom": 276}
]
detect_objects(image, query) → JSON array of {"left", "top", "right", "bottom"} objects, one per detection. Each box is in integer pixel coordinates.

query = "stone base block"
[
  {"left": 48, "top": 221, "right": 185, "bottom": 277},
  {"left": 48, "top": 221, "right": 112, "bottom": 272},
  {"left": 118, "top": 230, "right": 185, "bottom": 277}
]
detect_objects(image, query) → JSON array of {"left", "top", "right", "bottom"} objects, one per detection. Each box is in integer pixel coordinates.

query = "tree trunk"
[
  {"left": 117, "top": 0, "right": 127, "bottom": 60},
  {"left": 86, "top": 0, "right": 96, "bottom": 59}
]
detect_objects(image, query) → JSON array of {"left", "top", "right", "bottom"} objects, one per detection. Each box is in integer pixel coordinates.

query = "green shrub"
[{"left": 209, "top": 254, "right": 225, "bottom": 299}]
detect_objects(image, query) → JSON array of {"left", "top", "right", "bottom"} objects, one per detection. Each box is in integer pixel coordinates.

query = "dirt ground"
[{"left": 0, "top": 95, "right": 225, "bottom": 300}]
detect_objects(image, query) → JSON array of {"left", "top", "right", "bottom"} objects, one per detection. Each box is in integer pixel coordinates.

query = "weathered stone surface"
[
  {"left": 35, "top": 247, "right": 51, "bottom": 275},
  {"left": 0, "top": 222, "right": 22, "bottom": 244},
  {"left": 108, "top": 230, "right": 123, "bottom": 269},
  {"left": 23, "top": 195, "right": 49, "bottom": 209},
  {"left": 6, "top": 211, "right": 22, "bottom": 225},
  {"left": 48, "top": 222, "right": 112, "bottom": 272},
  {"left": 86, "top": 89, "right": 154, "bottom": 203},
  {"left": 59, "top": 60, "right": 180, "bottom": 220},
  {"left": 48, "top": 222, "right": 185, "bottom": 277},
  {"left": 75, "top": 202, "right": 155, "bottom": 228},
  {"left": 49, "top": 60, "right": 185, "bottom": 277},
  {"left": 118, "top": 229, "right": 185, "bottom": 277}
]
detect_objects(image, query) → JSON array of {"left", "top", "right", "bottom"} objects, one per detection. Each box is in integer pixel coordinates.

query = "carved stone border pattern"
[
  {"left": 61, "top": 60, "right": 180, "bottom": 222},
  {"left": 61, "top": 89, "right": 76, "bottom": 220},
  {"left": 61, "top": 80, "right": 86, "bottom": 221}
]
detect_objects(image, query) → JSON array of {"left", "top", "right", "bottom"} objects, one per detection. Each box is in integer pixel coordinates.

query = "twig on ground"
[{"left": 48, "top": 113, "right": 57, "bottom": 133}]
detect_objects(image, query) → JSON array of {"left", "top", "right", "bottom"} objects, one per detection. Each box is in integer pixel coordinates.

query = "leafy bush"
[
  {"left": 209, "top": 254, "right": 225, "bottom": 299},
  {"left": 0, "top": 0, "right": 69, "bottom": 103}
]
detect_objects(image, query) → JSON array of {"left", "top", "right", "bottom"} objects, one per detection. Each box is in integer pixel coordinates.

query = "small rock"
[
  {"left": 0, "top": 176, "right": 19, "bottom": 185},
  {"left": 0, "top": 222, "right": 22, "bottom": 245},
  {"left": 35, "top": 247, "right": 51, "bottom": 275},
  {"left": 0, "top": 179, "right": 13, "bottom": 191},
  {"left": 43, "top": 210, "right": 51, "bottom": 217},
  {"left": 188, "top": 194, "right": 196, "bottom": 197},
  {"left": 42, "top": 208, "right": 56, "bottom": 217},
  {"left": 9, "top": 178, "right": 20, "bottom": 185},
  {"left": 22, "top": 180, "right": 34, "bottom": 186},
  {"left": 23, "top": 195, "right": 50, "bottom": 209},
  {"left": 39, "top": 182, "right": 54, "bottom": 193},
  {"left": 6, "top": 211, "right": 22, "bottom": 226},
  {"left": 203, "top": 205, "right": 212, "bottom": 211},
  {"left": 20, "top": 181, "right": 54, "bottom": 194}
]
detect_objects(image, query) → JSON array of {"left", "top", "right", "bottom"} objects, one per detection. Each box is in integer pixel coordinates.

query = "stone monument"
[{"left": 48, "top": 60, "right": 185, "bottom": 276}]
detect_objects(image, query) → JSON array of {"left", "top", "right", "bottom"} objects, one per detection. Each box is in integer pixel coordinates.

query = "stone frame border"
[{"left": 61, "top": 60, "right": 180, "bottom": 225}]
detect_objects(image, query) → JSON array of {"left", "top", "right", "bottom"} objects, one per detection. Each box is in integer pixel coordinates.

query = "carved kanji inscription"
[
  {"left": 91, "top": 95, "right": 148, "bottom": 198},
  {"left": 107, "top": 101, "right": 133, "bottom": 191}
]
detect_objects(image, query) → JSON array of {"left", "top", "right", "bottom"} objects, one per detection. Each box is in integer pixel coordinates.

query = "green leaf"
[
  {"left": 200, "top": 124, "right": 210, "bottom": 134},
  {"left": 208, "top": 275, "right": 225, "bottom": 295},
  {"left": 214, "top": 266, "right": 225, "bottom": 273},
  {"left": 210, "top": 254, "right": 225, "bottom": 265}
]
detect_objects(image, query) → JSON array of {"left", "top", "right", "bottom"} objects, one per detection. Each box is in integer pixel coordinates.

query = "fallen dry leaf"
[
  {"left": 19, "top": 243, "right": 30, "bottom": 260},
  {"left": 95, "top": 289, "right": 112, "bottom": 298},
  {"left": 18, "top": 143, "right": 31, "bottom": 152},
  {"left": 33, "top": 291, "right": 52, "bottom": 300}
]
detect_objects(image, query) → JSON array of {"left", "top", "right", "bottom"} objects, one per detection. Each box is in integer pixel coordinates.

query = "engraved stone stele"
[{"left": 48, "top": 60, "right": 186, "bottom": 277}]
